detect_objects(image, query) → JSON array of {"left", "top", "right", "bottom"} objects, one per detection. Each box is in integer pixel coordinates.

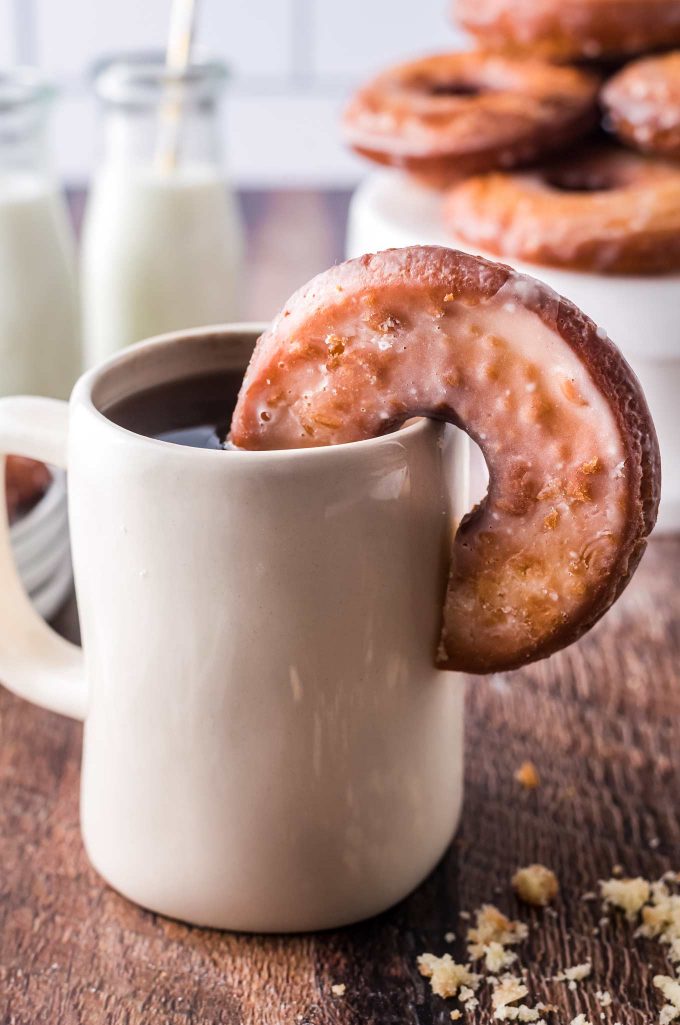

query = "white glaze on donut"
[{"left": 232, "top": 247, "right": 659, "bottom": 673}]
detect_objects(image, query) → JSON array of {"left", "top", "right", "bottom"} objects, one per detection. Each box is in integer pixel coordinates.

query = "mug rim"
[{"left": 71, "top": 323, "right": 441, "bottom": 462}]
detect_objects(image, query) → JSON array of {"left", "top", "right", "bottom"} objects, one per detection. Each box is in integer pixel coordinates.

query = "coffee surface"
[{"left": 103, "top": 369, "right": 243, "bottom": 449}]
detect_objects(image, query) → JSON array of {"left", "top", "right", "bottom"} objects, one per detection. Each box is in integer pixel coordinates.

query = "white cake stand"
[{"left": 347, "top": 171, "right": 680, "bottom": 533}]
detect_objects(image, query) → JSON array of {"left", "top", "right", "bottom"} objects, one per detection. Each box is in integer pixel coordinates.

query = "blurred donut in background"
[
  {"left": 444, "top": 146, "right": 680, "bottom": 274},
  {"left": 6, "top": 457, "right": 51, "bottom": 523},
  {"left": 453, "top": 0, "right": 680, "bottom": 61},
  {"left": 343, "top": 52, "right": 599, "bottom": 188},
  {"left": 603, "top": 52, "right": 680, "bottom": 157}
]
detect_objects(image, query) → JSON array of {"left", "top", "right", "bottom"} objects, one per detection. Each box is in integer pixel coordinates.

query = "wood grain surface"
[
  {"left": 2, "top": 534, "right": 678, "bottom": 1025},
  {"left": 1, "top": 192, "right": 679, "bottom": 1024}
]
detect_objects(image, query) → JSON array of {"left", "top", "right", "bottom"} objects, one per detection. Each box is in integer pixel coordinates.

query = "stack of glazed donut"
[{"left": 342, "top": 0, "right": 680, "bottom": 275}]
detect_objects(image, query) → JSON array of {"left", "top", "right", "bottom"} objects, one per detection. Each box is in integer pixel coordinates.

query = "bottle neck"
[
  {"left": 0, "top": 71, "right": 55, "bottom": 182},
  {"left": 92, "top": 55, "right": 228, "bottom": 177},
  {"left": 97, "top": 98, "right": 224, "bottom": 175},
  {"left": 0, "top": 104, "right": 52, "bottom": 180}
]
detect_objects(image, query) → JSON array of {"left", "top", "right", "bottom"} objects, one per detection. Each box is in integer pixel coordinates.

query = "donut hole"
[
  {"left": 410, "top": 74, "right": 485, "bottom": 98},
  {"left": 428, "top": 80, "right": 484, "bottom": 98},
  {"left": 544, "top": 170, "right": 618, "bottom": 194}
]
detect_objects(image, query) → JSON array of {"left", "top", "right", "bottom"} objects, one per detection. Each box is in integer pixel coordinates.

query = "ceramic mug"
[{"left": 0, "top": 325, "right": 466, "bottom": 932}]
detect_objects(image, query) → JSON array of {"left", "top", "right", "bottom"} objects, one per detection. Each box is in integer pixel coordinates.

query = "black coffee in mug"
[{"left": 104, "top": 369, "right": 243, "bottom": 449}]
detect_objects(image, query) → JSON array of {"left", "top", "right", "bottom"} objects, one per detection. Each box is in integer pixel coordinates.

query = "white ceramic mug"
[{"left": 0, "top": 325, "right": 465, "bottom": 932}]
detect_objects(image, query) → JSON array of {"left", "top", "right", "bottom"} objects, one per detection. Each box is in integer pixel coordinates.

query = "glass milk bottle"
[
  {"left": 81, "top": 55, "right": 243, "bottom": 366},
  {"left": 0, "top": 70, "right": 80, "bottom": 398}
]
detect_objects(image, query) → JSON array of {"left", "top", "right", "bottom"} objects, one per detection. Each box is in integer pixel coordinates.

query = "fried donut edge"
[
  {"left": 442, "top": 262, "right": 660, "bottom": 672},
  {"left": 232, "top": 247, "right": 661, "bottom": 675}
]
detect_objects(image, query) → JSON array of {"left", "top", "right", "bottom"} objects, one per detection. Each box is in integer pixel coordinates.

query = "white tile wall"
[
  {"left": 34, "top": 0, "right": 294, "bottom": 81},
  {"left": 226, "top": 90, "right": 365, "bottom": 188},
  {"left": 36, "top": 1, "right": 176, "bottom": 81},
  {"left": 49, "top": 93, "right": 96, "bottom": 184},
  {"left": 2, "top": 0, "right": 468, "bottom": 186},
  {"left": 0, "top": 1, "right": 22, "bottom": 64},
  {"left": 311, "top": 0, "right": 465, "bottom": 77}
]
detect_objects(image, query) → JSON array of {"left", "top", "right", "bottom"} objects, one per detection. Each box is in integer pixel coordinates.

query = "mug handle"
[{"left": 0, "top": 397, "right": 86, "bottom": 721}]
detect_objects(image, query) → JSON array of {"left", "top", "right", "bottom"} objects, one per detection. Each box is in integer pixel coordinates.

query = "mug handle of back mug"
[{"left": 0, "top": 397, "right": 86, "bottom": 720}]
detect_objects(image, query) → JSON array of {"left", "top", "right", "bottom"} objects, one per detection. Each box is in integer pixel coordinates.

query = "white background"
[{"left": 0, "top": 0, "right": 466, "bottom": 187}]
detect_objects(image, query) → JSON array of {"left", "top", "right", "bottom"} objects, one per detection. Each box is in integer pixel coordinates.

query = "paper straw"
[{"left": 154, "top": 0, "right": 199, "bottom": 174}]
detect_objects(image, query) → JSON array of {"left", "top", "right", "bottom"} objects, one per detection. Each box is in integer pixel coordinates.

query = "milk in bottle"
[
  {"left": 0, "top": 70, "right": 80, "bottom": 398},
  {"left": 81, "top": 56, "right": 243, "bottom": 366}
]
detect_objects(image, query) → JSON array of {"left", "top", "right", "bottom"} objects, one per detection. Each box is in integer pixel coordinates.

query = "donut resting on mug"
[
  {"left": 231, "top": 247, "right": 660, "bottom": 675},
  {"left": 342, "top": 52, "right": 599, "bottom": 188},
  {"left": 444, "top": 148, "right": 680, "bottom": 274},
  {"left": 603, "top": 53, "right": 680, "bottom": 158}
]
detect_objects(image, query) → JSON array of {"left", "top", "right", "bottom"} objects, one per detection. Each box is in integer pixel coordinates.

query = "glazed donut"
[
  {"left": 231, "top": 247, "right": 659, "bottom": 675},
  {"left": 444, "top": 147, "right": 680, "bottom": 274},
  {"left": 342, "top": 53, "right": 599, "bottom": 188},
  {"left": 603, "top": 53, "right": 680, "bottom": 158},
  {"left": 6, "top": 456, "right": 51, "bottom": 522},
  {"left": 454, "top": 0, "right": 680, "bottom": 61}
]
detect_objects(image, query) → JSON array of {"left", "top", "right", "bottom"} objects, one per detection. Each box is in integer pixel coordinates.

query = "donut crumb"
[
  {"left": 467, "top": 904, "right": 529, "bottom": 960},
  {"left": 554, "top": 963, "right": 592, "bottom": 989},
  {"left": 514, "top": 761, "right": 540, "bottom": 789},
  {"left": 492, "top": 976, "right": 529, "bottom": 1009},
  {"left": 600, "top": 877, "right": 650, "bottom": 919},
  {"left": 512, "top": 865, "right": 559, "bottom": 906},
  {"left": 654, "top": 977, "right": 680, "bottom": 1025},
  {"left": 417, "top": 954, "right": 482, "bottom": 999}
]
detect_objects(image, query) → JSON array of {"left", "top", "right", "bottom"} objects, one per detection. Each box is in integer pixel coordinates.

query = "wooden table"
[{"left": 1, "top": 191, "right": 679, "bottom": 1024}]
